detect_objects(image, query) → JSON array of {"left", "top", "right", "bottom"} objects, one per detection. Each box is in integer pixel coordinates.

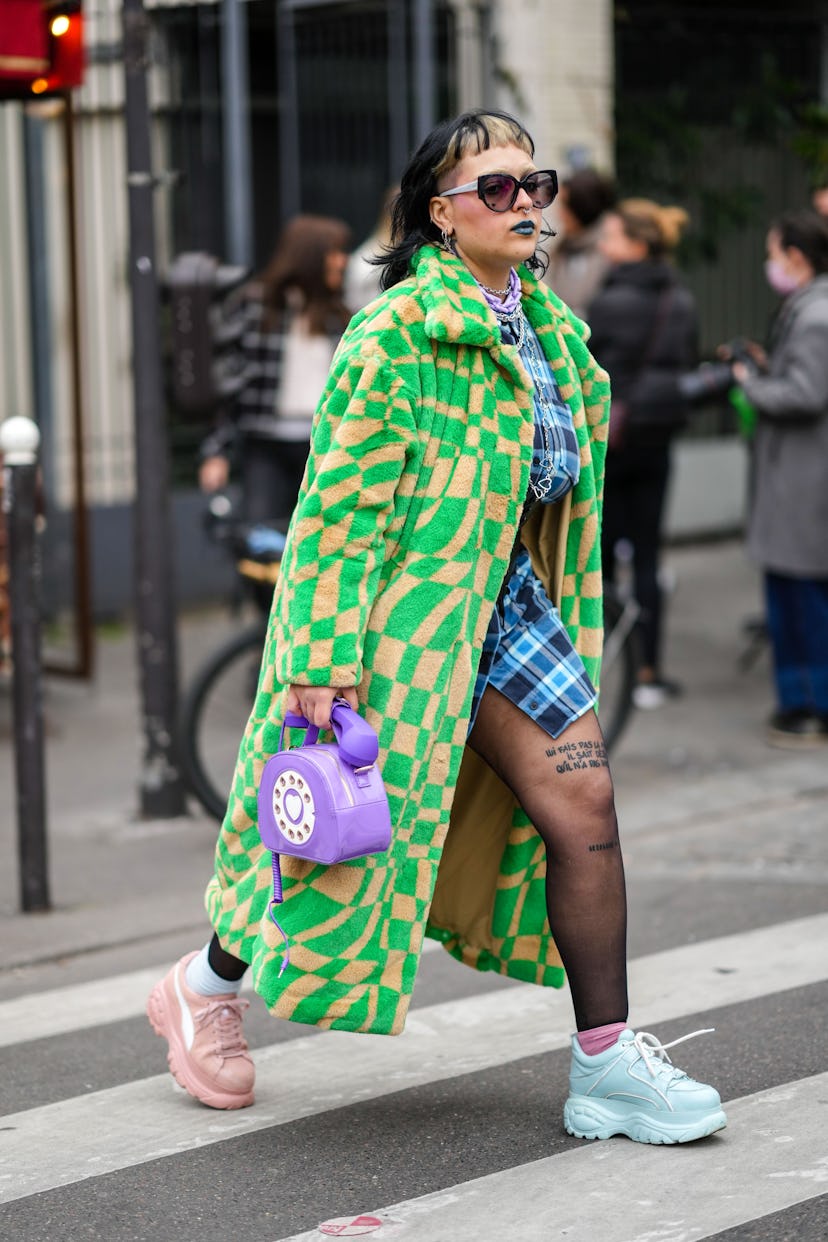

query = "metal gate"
[
  {"left": 277, "top": 0, "right": 457, "bottom": 242},
  {"left": 156, "top": 0, "right": 459, "bottom": 266}
]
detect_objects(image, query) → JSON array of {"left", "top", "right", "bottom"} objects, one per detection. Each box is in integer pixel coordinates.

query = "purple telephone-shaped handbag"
[{"left": 257, "top": 699, "right": 391, "bottom": 972}]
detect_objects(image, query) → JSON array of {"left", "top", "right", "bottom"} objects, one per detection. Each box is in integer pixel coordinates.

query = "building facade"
[{"left": 0, "top": 0, "right": 824, "bottom": 623}]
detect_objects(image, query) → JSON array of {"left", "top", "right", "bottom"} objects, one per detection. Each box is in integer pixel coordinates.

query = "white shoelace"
[{"left": 631, "top": 1028, "right": 715, "bottom": 1081}]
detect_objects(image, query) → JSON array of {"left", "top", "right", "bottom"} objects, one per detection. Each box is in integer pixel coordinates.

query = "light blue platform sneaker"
[{"left": 564, "top": 1028, "right": 727, "bottom": 1144}]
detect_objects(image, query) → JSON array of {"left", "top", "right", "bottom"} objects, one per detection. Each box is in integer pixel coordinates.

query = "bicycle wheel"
[
  {"left": 178, "top": 623, "right": 267, "bottom": 820},
  {"left": 597, "top": 593, "right": 640, "bottom": 752}
]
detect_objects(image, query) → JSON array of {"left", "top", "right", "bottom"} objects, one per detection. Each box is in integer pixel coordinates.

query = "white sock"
[{"left": 184, "top": 943, "right": 243, "bottom": 997}]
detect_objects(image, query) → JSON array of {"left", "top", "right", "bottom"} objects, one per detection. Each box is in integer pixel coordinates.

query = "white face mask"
[{"left": 764, "top": 258, "right": 800, "bottom": 296}]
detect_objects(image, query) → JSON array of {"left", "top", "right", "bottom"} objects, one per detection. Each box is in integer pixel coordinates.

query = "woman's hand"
[
  {"left": 718, "top": 338, "right": 767, "bottom": 379},
  {"left": 744, "top": 341, "right": 768, "bottom": 370},
  {"left": 287, "top": 684, "right": 359, "bottom": 729}
]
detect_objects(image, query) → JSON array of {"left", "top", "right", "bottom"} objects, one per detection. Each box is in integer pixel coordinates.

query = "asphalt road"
[{"left": 1, "top": 540, "right": 826, "bottom": 1240}]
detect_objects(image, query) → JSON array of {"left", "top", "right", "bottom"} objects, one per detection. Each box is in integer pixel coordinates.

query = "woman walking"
[
  {"left": 588, "top": 199, "right": 698, "bottom": 707},
  {"left": 733, "top": 210, "right": 828, "bottom": 747},
  {"left": 149, "top": 110, "right": 725, "bottom": 1145}
]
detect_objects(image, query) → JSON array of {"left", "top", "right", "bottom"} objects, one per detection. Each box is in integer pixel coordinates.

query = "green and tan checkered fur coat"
[{"left": 205, "top": 245, "right": 611, "bottom": 1035}]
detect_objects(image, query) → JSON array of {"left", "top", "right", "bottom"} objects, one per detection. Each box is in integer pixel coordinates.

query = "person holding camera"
[
  {"left": 587, "top": 198, "right": 698, "bottom": 709},
  {"left": 730, "top": 210, "right": 828, "bottom": 747}
]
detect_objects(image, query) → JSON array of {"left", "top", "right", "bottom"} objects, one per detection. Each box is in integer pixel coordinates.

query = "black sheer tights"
[
  {"left": 468, "top": 688, "right": 629, "bottom": 1032},
  {"left": 207, "top": 692, "right": 628, "bottom": 1026}
]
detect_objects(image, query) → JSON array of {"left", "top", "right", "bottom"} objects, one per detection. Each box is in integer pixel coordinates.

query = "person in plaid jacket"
[{"left": 198, "top": 214, "right": 353, "bottom": 536}]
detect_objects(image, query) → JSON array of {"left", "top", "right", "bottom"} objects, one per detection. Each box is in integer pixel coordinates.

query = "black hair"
[
  {"left": 773, "top": 210, "right": 828, "bottom": 274},
  {"left": 377, "top": 109, "right": 550, "bottom": 290},
  {"left": 563, "top": 169, "right": 617, "bottom": 228}
]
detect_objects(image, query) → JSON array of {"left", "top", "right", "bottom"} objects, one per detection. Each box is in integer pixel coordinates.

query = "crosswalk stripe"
[
  {"left": 0, "top": 968, "right": 252, "bottom": 1050},
  {"left": 0, "top": 941, "right": 441, "bottom": 1049},
  {"left": 272, "top": 1072, "right": 828, "bottom": 1242},
  {"left": 0, "top": 913, "right": 825, "bottom": 1206}
]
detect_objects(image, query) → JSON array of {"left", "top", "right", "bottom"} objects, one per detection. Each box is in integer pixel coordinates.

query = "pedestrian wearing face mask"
[{"left": 731, "top": 210, "right": 828, "bottom": 747}]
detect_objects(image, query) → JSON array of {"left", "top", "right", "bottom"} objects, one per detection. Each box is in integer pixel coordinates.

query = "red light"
[
  {"left": 0, "top": 4, "right": 85, "bottom": 100},
  {"left": 40, "top": 11, "right": 85, "bottom": 94}
]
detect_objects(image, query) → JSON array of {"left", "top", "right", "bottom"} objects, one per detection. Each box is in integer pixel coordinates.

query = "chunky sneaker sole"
[
  {"left": 564, "top": 1097, "right": 727, "bottom": 1144},
  {"left": 147, "top": 952, "right": 255, "bottom": 1110},
  {"left": 564, "top": 1027, "right": 726, "bottom": 1145}
]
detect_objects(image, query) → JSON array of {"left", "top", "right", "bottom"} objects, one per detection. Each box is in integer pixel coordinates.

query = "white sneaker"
[
  {"left": 564, "top": 1028, "right": 726, "bottom": 1144},
  {"left": 632, "top": 683, "right": 669, "bottom": 710},
  {"left": 633, "top": 679, "right": 682, "bottom": 710}
]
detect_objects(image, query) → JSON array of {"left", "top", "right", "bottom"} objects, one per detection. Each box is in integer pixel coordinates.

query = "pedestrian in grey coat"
[{"left": 732, "top": 210, "right": 828, "bottom": 747}]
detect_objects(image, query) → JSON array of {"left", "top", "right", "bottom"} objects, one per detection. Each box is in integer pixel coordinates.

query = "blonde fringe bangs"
[{"left": 432, "top": 116, "right": 534, "bottom": 179}]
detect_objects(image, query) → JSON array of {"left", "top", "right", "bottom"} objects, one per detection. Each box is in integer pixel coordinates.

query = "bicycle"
[
  {"left": 177, "top": 497, "right": 284, "bottom": 821},
  {"left": 597, "top": 585, "right": 642, "bottom": 752},
  {"left": 180, "top": 508, "right": 643, "bottom": 820}
]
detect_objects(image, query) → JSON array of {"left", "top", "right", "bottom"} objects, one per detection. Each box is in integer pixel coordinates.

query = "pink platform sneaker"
[{"left": 146, "top": 951, "right": 255, "bottom": 1109}]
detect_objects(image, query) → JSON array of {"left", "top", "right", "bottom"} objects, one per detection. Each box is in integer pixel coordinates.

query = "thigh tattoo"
[{"left": 544, "top": 738, "right": 608, "bottom": 775}]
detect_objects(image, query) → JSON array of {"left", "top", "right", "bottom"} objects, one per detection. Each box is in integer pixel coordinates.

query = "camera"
[{"left": 677, "top": 338, "right": 760, "bottom": 404}]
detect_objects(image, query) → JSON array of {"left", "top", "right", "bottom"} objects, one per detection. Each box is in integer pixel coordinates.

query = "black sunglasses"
[{"left": 441, "top": 169, "right": 558, "bottom": 213}]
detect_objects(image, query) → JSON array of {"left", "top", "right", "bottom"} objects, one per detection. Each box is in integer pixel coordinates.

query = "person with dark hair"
[
  {"left": 344, "top": 184, "right": 399, "bottom": 312},
  {"left": 588, "top": 197, "right": 698, "bottom": 709},
  {"left": 730, "top": 209, "right": 828, "bottom": 746},
  {"left": 198, "top": 214, "right": 353, "bottom": 532},
  {"left": 811, "top": 180, "right": 828, "bottom": 218},
  {"left": 544, "top": 168, "right": 617, "bottom": 318},
  {"left": 148, "top": 110, "right": 725, "bottom": 1146}
]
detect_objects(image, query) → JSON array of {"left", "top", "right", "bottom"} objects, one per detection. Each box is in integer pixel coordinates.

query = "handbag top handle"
[{"left": 279, "top": 698, "right": 379, "bottom": 767}]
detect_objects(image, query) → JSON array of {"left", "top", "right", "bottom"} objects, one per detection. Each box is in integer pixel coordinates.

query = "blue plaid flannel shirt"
[{"left": 469, "top": 318, "right": 597, "bottom": 739}]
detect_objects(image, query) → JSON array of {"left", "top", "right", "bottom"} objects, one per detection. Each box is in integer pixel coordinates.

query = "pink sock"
[{"left": 577, "top": 1021, "right": 627, "bottom": 1056}]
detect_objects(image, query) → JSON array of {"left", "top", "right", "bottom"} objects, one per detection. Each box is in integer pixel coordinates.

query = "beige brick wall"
[{"left": 490, "top": 0, "right": 614, "bottom": 176}]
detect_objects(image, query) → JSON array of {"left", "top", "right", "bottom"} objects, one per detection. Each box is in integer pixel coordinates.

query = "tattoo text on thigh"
[{"left": 544, "top": 738, "right": 608, "bottom": 775}]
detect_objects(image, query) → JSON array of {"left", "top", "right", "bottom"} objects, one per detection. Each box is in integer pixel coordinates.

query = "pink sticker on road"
[{"left": 318, "top": 1215, "right": 384, "bottom": 1237}]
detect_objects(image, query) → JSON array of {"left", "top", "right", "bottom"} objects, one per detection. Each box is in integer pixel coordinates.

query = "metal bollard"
[{"left": 0, "top": 416, "right": 51, "bottom": 912}]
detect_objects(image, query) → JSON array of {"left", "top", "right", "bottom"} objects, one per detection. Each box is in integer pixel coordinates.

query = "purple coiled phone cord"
[{"left": 268, "top": 853, "right": 290, "bottom": 975}]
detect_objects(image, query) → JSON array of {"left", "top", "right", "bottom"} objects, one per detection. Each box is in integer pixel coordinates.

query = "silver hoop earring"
[{"left": 440, "top": 227, "right": 455, "bottom": 253}]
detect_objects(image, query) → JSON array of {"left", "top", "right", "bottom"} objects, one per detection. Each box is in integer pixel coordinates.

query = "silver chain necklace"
[
  {"left": 528, "top": 429, "right": 557, "bottom": 500},
  {"left": 519, "top": 327, "right": 561, "bottom": 500},
  {"left": 494, "top": 300, "right": 560, "bottom": 498},
  {"left": 494, "top": 302, "right": 526, "bottom": 351},
  {"left": 480, "top": 281, "right": 510, "bottom": 297}
]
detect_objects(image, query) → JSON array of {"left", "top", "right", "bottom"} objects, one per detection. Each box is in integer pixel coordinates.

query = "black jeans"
[
  {"left": 240, "top": 437, "right": 310, "bottom": 612},
  {"left": 241, "top": 437, "right": 310, "bottom": 525},
  {"left": 601, "top": 438, "right": 672, "bottom": 673}
]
